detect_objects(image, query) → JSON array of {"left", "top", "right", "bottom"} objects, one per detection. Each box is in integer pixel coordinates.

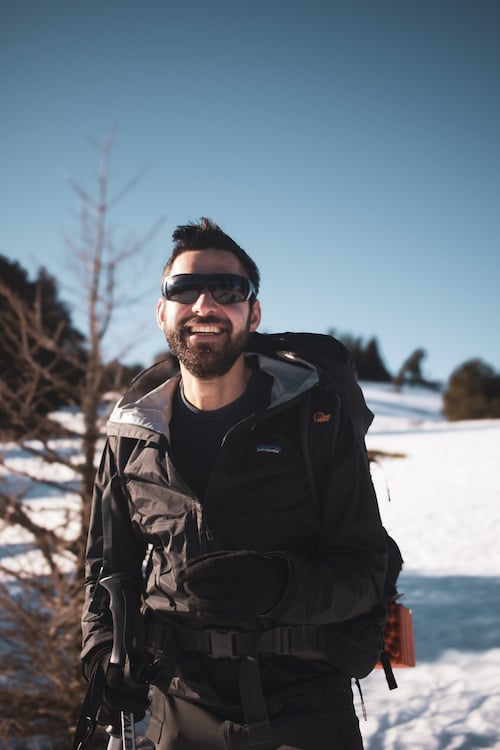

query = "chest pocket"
[
  {"left": 122, "top": 436, "right": 206, "bottom": 551},
  {"left": 203, "top": 411, "right": 319, "bottom": 551}
]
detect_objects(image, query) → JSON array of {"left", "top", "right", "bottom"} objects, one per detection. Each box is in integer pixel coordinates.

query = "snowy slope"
[{"left": 360, "top": 383, "right": 500, "bottom": 750}]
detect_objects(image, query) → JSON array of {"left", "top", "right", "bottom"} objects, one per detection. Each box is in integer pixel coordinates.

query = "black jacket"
[{"left": 82, "top": 349, "right": 387, "bottom": 712}]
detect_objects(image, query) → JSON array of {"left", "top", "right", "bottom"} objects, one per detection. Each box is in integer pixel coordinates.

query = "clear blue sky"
[{"left": 2, "top": 0, "right": 499, "bottom": 382}]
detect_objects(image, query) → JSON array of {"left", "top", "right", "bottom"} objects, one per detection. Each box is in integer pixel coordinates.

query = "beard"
[{"left": 164, "top": 314, "right": 251, "bottom": 379}]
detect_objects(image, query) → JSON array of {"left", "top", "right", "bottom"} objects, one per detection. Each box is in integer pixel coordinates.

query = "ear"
[
  {"left": 249, "top": 299, "right": 261, "bottom": 332},
  {"left": 156, "top": 298, "right": 166, "bottom": 329}
]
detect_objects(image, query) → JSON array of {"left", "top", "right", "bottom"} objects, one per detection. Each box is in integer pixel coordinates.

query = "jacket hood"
[{"left": 107, "top": 351, "right": 319, "bottom": 438}]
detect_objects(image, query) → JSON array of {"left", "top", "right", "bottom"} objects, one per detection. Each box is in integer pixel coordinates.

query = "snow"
[
  {"left": 359, "top": 383, "right": 500, "bottom": 749},
  {"left": 1, "top": 383, "right": 499, "bottom": 749}
]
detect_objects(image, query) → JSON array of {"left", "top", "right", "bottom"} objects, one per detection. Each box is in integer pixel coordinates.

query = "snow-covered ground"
[
  {"left": 1, "top": 383, "right": 499, "bottom": 749},
  {"left": 360, "top": 383, "right": 500, "bottom": 750}
]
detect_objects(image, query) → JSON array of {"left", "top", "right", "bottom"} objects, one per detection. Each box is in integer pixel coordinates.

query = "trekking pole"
[
  {"left": 105, "top": 712, "right": 136, "bottom": 750},
  {"left": 100, "top": 573, "right": 139, "bottom": 750}
]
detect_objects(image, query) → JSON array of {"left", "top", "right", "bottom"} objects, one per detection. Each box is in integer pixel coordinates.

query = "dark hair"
[{"left": 162, "top": 217, "right": 260, "bottom": 293}]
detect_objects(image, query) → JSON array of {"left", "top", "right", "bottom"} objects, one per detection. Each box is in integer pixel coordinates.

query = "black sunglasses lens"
[
  {"left": 211, "top": 276, "right": 250, "bottom": 304},
  {"left": 164, "top": 275, "right": 253, "bottom": 304},
  {"left": 165, "top": 277, "right": 204, "bottom": 303}
]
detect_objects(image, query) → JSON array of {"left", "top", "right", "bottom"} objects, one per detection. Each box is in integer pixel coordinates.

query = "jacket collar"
[{"left": 107, "top": 353, "right": 319, "bottom": 437}]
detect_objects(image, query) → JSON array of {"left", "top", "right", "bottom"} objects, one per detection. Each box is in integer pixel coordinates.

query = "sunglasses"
[{"left": 162, "top": 273, "right": 257, "bottom": 305}]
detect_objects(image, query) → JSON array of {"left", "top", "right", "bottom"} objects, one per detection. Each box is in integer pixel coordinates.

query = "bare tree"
[
  {"left": 63, "top": 132, "right": 164, "bottom": 554},
  {"left": 0, "top": 134, "right": 163, "bottom": 746}
]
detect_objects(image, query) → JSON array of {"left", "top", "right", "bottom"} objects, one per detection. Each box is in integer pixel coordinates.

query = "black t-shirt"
[{"left": 169, "top": 367, "right": 272, "bottom": 499}]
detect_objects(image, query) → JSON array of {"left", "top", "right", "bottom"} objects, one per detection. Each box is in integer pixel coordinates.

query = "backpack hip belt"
[{"left": 146, "top": 616, "right": 330, "bottom": 663}]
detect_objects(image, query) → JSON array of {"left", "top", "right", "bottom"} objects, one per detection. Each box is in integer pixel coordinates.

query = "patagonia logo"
[
  {"left": 313, "top": 411, "right": 332, "bottom": 423},
  {"left": 256, "top": 443, "right": 282, "bottom": 454}
]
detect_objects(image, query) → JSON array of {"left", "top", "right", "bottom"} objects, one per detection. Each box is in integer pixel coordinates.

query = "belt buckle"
[{"left": 208, "top": 629, "right": 238, "bottom": 659}]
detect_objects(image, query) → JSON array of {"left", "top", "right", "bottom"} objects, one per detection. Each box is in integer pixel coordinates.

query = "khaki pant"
[{"left": 147, "top": 690, "right": 364, "bottom": 750}]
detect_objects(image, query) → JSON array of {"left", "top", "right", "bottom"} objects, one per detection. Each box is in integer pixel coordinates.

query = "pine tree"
[{"left": 443, "top": 359, "right": 500, "bottom": 420}]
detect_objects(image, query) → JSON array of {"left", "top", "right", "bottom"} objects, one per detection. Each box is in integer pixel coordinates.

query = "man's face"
[{"left": 157, "top": 249, "right": 261, "bottom": 379}]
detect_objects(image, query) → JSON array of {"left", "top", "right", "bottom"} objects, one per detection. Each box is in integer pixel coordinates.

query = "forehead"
[{"left": 169, "top": 249, "right": 246, "bottom": 277}]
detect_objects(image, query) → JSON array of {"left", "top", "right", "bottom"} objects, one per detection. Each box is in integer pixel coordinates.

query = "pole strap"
[{"left": 71, "top": 659, "right": 107, "bottom": 750}]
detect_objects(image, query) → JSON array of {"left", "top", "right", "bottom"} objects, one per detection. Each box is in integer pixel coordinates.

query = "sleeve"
[
  {"left": 269, "top": 393, "right": 388, "bottom": 625},
  {"left": 81, "top": 437, "right": 146, "bottom": 661}
]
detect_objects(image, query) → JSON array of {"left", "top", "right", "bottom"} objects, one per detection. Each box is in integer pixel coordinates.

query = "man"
[{"left": 81, "top": 218, "right": 388, "bottom": 749}]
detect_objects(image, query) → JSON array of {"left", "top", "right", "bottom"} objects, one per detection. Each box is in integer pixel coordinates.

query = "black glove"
[
  {"left": 83, "top": 646, "right": 150, "bottom": 725},
  {"left": 182, "top": 550, "right": 289, "bottom": 625}
]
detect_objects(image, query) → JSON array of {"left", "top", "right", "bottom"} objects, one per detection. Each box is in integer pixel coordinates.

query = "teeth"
[{"left": 190, "top": 325, "right": 221, "bottom": 334}]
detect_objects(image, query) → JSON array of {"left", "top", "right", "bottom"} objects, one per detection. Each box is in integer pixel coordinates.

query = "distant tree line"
[
  {"left": 0, "top": 257, "right": 142, "bottom": 439},
  {"left": 2, "top": 257, "right": 500, "bottom": 429},
  {"left": 328, "top": 330, "right": 392, "bottom": 382},
  {"left": 328, "top": 331, "right": 440, "bottom": 391}
]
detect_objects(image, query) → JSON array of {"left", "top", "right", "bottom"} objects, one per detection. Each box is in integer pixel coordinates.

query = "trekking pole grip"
[
  {"left": 100, "top": 573, "right": 129, "bottom": 666},
  {"left": 100, "top": 573, "right": 138, "bottom": 750}
]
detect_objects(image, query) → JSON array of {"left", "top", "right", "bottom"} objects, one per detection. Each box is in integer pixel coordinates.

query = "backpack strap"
[
  {"left": 297, "top": 384, "right": 341, "bottom": 514},
  {"left": 297, "top": 385, "right": 400, "bottom": 692},
  {"left": 298, "top": 388, "right": 318, "bottom": 508},
  {"left": 238, "top": 657, "right": 272, "bottom": 745},
  {"left": 378, "top": 650, "right": 398, "bottom": 690}
]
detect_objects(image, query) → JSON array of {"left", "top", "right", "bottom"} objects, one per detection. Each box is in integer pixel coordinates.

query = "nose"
[{"left": 191, "top": 289, "right": 219, "bottom": 315}]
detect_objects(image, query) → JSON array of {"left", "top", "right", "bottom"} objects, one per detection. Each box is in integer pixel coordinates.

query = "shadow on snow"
[{"left": 398, "top": 573, "right": 500, "bottom": 661}]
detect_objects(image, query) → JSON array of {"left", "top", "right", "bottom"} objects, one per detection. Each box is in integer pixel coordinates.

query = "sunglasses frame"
[{"left": 162, "top": 273, "right": 257, "bottom": 305}]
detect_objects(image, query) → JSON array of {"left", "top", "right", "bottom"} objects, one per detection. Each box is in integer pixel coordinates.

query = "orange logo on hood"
[{"left": 313, "top": 411, "right": 332, "bottom": 423}]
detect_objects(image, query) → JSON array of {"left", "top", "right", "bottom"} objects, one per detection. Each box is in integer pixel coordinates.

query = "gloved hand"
[
  {"left": 181, "top": 550, "right": 289, "bottom": 625},
  {"left": 83, "top": 646, "right": 150, "bottom": 725}
]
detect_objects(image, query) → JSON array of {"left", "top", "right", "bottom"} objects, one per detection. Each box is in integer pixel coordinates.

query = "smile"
[{"left": 187, "top": 324, "right": 226, "bottom": 335}]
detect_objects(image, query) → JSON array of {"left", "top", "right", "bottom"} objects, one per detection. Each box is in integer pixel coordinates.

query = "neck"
[{"left": 180, "top": 356, "right": 252, "bottom": 410}]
